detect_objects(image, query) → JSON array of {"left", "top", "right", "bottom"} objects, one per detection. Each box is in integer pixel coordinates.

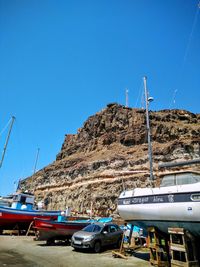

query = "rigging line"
[
  {"left": 0, "top": 118, "right": 12, "bottom": 137},
  {"left": 181, "top": 1, "right": 200, "bottom": 71},
  {"left": 0, "top": 116, "right": 15, "bottom": 168},
  {"left": 169, "top": 2, "right": 199, "bottom": 109},
  {"left": 141, "top": 89, "right": 145, "bottom": 109},
  {"left": 169, "top": 89, "right": 178, "bottom": 109},
  {"left": 135, "top": 81, "right": 143, "bottom": 108},
  {"left": 14, "top": 118, "right": 26, "bottom": 180}
]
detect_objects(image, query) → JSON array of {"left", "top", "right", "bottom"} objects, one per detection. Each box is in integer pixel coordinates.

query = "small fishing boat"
[
  {"left": 0, "top": 191, "right": 61, "bottom": 232},
  {"left": 34, "top": 217, "right": 113, "bottom": 244}
]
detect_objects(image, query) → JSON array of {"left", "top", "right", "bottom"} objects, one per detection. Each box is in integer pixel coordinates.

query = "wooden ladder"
[
  {"left": 168, "top": 228, "right": 199, "bottom": 267},
  {"left": 148, "top": 226, "right": 170, "bottom": 267}
]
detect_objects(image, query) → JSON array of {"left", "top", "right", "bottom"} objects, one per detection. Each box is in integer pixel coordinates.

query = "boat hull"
[
  {"left": 0, "top": 206, "right": 60, "bottom": 231},
  {"left": 118, "top": 188, "right": 200, "bottom": 236},
  {"left": 34, "top": 218, "right": 91, "bottom": 241},
  {"left": 125, "top": 219, "right": 200, "bottom": 237},
  {"left": 119, "top": 203, "right": 200, "bottom": 236}
]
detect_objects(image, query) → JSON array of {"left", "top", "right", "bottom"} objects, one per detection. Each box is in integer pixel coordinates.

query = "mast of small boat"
[
  {"left": 0, "top": 116, "right": 15, "bottom": 168},
  {"left": 143, "top": 76, "right": 154, "bottom": 181},
  {"left": 30, "top": 147, "right": 40, "bottom": 193},
  {"left": 33, "top": 148, "right": 40, "bottom": 174}
]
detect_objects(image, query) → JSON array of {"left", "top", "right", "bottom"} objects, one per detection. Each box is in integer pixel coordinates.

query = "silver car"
[{"left": 71, "top": 222, "right": 123, "bottom": 253}]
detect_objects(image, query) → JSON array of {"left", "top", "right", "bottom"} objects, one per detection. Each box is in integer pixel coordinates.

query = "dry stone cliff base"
[{"left": 21, "top": 104, "right": 200, "bottom": 215}]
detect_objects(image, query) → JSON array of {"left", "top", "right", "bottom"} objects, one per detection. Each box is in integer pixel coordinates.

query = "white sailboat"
[
  {"left": 118, "top": 167, "right": 200, "bottom": 236},
  {"left": 117, "top": 77, "right": 200, "bottom": 236}
]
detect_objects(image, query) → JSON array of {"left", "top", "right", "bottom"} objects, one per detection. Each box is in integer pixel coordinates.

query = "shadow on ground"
[{"left": 0, "top": 250, "right": 38, "bottom": 267}]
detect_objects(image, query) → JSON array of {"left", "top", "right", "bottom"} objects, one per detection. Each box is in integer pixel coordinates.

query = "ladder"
[
  {"left": 168, "top": 228, "right": 199, "bottom": 267},
  {"left": 148, "top": 226, "right": 170, "bottom": 267}
]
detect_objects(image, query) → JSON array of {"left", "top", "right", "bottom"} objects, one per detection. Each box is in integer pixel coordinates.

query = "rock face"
[{"left": 21, "top": 104, "right": 200, "bottom": 216}]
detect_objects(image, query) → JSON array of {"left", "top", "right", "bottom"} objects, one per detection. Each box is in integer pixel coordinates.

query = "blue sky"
[{"left": 0, "top": 0, "right": 199, "bottom": 196}]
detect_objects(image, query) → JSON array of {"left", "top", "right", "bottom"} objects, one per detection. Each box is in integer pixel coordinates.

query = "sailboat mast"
[
  {"left": 143, "top": 76, "right": 154, "bottom": 180},
  {"left": 0, "top": 116, "right": 15, "bottom": 168}
]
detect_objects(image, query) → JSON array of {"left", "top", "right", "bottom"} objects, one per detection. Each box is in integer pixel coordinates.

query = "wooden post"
[
  {"left": 112, "top": 232, "right": 128, "bottom": 259},
  {"left": 26, "top": 221, "right": 34, "bottom": 236}
]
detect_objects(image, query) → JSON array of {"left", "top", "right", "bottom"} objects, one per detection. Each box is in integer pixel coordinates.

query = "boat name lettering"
[
  {"left": 123, "top": 199, "right": 131, "bottom": 205},
  {"left": 168, "top": 194, "right": 174, "bottom": 203},
  {"left": 153, "top": 196, "right": 164, "bottom": 203},
  {"left": 131, "top": 197, "right": 149, "bottom": 204}
]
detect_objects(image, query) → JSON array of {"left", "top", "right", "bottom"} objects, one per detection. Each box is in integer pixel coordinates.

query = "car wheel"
[
  {"left": 64, "top": 238, "right": 70, "bottom": 245},
  {"left": 34, "top": 230, "right": 40, "bottom": 241},
  {"left": 93, "top": 241, "right": 101, "bottom": 253},
  {"left": 46, "top": 238, "right": 55, "bottom": 246}
]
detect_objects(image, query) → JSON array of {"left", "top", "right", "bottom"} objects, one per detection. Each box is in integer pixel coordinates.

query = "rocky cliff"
[{"left": 20, "top": 103, "right": 200, "bottom": 216}]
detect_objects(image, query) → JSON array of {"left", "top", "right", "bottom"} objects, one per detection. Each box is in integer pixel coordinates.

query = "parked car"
[{"left": 71, "top": 222, "right": 123, "bottom": 253}]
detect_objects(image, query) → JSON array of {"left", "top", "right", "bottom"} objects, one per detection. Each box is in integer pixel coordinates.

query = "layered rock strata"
[{"left": 20, "top": 104, "right": 200, "bottom": 216}]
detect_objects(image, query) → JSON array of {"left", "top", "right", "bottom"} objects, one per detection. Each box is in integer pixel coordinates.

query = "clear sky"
[{"left": 0, "top": 0, "right": 199, "bottom": 196}]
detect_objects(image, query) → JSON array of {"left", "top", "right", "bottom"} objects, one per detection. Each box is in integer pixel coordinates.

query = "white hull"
[{"left": 118, "top": 181, "right": 200, "bottom": 236}]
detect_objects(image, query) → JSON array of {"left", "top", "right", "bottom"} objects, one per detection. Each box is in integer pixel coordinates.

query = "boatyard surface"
[{"left": 0, "top": 235, "right": 149, "bottom": 267}]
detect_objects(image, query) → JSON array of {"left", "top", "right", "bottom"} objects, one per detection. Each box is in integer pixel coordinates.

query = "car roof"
[{"left": 91, "top": 222, "right": 118, "bottom": 227}]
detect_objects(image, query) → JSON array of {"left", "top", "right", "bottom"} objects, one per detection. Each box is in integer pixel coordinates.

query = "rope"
[
  {"left": 169, "top": 89, "right": 178, "bottom": 109},
  {"left": 0, "top": 118, "right": 12, "bottom": 137},
  {"left": 135, "top": 81, "right": 143, "bottom": 108},
  {"left": 182, "top": 1, "right": 200, "bottom": 67},
  {"left": 169, "top": 1, "right": 200, "bottom": 109}
]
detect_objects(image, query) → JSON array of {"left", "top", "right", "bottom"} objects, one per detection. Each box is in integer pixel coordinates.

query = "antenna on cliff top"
[{"left": 125, "top": 88, "right": 129, "bottom": 107}]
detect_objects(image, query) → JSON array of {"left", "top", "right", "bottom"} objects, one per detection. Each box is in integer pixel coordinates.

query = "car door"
[
  {"left": 101, "top": 225, "right": 112, "bottom": 246},
  {"left": 109, "top": 225, "right": 119, "bottom": 245}
]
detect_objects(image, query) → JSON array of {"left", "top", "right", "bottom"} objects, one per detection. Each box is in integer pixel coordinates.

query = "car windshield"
[{"left": 83, "top": 224, "right": 102, "bottom": 232}]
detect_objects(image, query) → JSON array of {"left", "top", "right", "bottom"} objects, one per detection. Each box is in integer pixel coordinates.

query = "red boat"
[
  {"left": 0, "top": 192, "right": 60, "bottom": 232},
  {"left": 34, "top": 217, "right": 113, "bottom": 244},
  {"left": 34, "top": 217, "right": 91, "bottom": 244}
]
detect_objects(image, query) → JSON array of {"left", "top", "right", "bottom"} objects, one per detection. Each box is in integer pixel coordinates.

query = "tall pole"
[
  {"left": 33, "top": 148, "right": 40, "bottom": 174},
  {"left": 31, "top": 147, "right": 40, "bottom": 193},
  {"left": 125, "top": 88, "right": 129, "bottom": 107},
  {"left": 0, "top": 116, "right": 15, "bottom": 168},
  {"left": 143, "top": 76, "right": 154, "bottom": 180}
]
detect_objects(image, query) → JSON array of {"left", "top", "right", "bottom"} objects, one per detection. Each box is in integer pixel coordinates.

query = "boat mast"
[
  {"left": 0, "top": 116, "right": 15, "bottom": 168},
  {"left": 143, "top": 76, "right": 154, "bottom": 180},
  {"left": 33, "top": 148, "right": 40, "bottom": 174}
]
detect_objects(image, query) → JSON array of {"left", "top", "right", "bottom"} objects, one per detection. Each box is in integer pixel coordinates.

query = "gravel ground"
[{"left": 0, "top": 235, "right": 150, "bottom": 267}]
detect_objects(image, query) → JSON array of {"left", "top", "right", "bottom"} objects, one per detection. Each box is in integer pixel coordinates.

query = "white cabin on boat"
[{"left": 11, "top": 192, "right": 35, "bottom": 210}]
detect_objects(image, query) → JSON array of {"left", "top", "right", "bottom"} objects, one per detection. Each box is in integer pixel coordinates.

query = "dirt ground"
[{"left": 0, "top": 235, "right": 150, "bottom": 267}]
